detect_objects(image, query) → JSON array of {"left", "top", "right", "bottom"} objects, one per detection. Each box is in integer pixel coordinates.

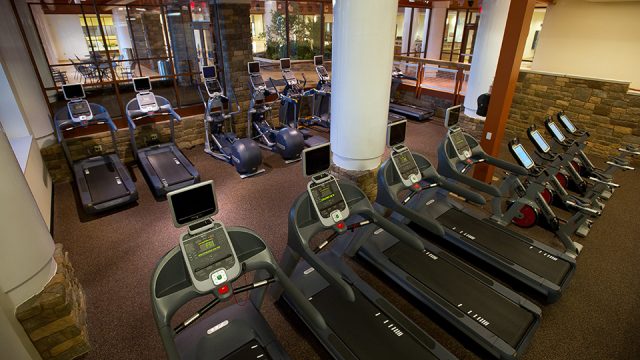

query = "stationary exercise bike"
[
  {"left": 200, "top": 65, "right": 264, "bottom": 178},
  {"left": 247, "top": 61, "right": 304, "bottom": 162}
]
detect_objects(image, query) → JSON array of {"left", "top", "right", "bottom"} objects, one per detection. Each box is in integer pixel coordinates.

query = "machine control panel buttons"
[
  {"left": 211, "top": 269, "right": 227, "bottom": 286},
  {"left": 409, "top": 174, "right": 420, "bottom": 184},
  {"left": 218, "top": 284, "right": 230, "bottom": 295},
  {"left": 331, "top": 210, "right": 343, "bottom": 223}
]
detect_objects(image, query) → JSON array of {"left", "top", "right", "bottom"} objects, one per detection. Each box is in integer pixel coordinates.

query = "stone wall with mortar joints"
[
  {"left": 507, "top": 70, "right": 640, "bottom": 159},
  {"left": 41, "top": 115, "right": 204, "bottom": 183},
  {"left": 16, "top": 244, "right": 90, "bottom": 360}
]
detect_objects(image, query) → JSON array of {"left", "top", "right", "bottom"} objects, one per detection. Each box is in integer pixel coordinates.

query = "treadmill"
[
  {"left": 54, "top": 83, "right": 138, "bottom": 214},
  {"left": 430, "top": 105, "right": 576, "bottom": 301},
  {"left": 278, "top": 143, "right": 455, "bottom": 360},
  {"left": 152, "top": 181, "right": 326, "bottom": 360},
  {"left": 341, "top": 120, "right": 541, "bottom": 359},
  {"left": 389, "top": 67, "right": 434, "bottom": 122},
  {"left": 125, "top": 77, "right": 199, "bottom": 197}
]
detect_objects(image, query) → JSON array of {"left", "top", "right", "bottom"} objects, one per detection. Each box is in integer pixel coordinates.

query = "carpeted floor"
[{"left": 52, "top": 119, "right": 640, "bottom": 360}]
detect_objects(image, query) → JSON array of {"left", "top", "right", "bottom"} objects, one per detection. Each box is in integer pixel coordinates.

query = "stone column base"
[
  {"left": 16, "top": 244, "right": 90, "bottom": 360},
  {"left": 331, "top": 165, "right": 379, "bottom": 202}
]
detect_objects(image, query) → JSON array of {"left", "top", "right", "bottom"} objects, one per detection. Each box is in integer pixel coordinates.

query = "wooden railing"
[{"left": 393, "top": 55, "right": 471, "bottom": 105}]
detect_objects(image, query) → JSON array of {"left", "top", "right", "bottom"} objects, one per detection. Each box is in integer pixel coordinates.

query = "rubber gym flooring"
[{"left": 52, "top": 119, "right": 640, "bottom": 359}]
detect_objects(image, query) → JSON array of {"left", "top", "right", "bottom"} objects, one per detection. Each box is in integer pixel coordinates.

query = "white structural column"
[
  {"left": 463, "top": 0, "right": 511, "bottom": 116},
  {"left": 420, "top": 9, "right": 431, "bottom": 55},
  {"left": 331, "top": 0, "right": 398, "bottom": 170},
  {"left": 112, "top": 8, "right": 133, "bottom": 60},
  {"left": 425, "top": 1, "right": 448, "bottom": 60}
]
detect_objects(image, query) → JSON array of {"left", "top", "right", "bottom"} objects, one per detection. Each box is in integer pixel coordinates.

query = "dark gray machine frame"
[
  {"left": 338, "top": 125, "right": 542, "bottom": 358},
  {"left": 125, "top": 94, "right": 200, "bottom": 197},
  {"left": 389, "top": 66, "right": 434, "bottom": 121},
  {"left": 54, "top": 101, "right": 138, "bottom": 214},
  {"left": 277, "top": 145, "right": 455, "bottom": 360}
]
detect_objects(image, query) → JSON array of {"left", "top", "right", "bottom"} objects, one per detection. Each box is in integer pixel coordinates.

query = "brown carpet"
[{"left": 53, "top": 119, "right": 640, "bottom": 360}]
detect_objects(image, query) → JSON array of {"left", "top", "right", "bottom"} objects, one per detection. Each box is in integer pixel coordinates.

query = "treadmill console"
[
  {"left": 444, "top": 105, "right": 472, "bottom": 160},
  {"left": 530, "top": 130, "right": 551, "bottom": 153},
  {"left": 63, "top": 84, "right": 93, "bottom": 123},
  {"left": 387, "top": 120, "right": 420, "bottom": 186},
  {"left": 168, "top": 181, "right": 240, "bottom": 297},
  {"left": 303, "top": 143, "right": 349, "bottom": 227},
  {"left": 133, "top": 77, "right": 159, "bottom": 113}
]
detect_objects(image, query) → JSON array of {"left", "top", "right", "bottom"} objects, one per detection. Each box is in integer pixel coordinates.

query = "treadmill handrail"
[{"left": 286, "top": 180, "right": 426, "bottom": 303}]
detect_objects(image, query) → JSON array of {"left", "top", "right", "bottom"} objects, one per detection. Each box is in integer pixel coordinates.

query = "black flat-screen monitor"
[
  {"left": 133, "top": 77, "right": 152, "bottom": 92},
  {"left": 202, "top": 65, "right": 216, "bottom": 79},
  {"left": 62, "top": 84, "right": 85, "bottom": 100},
  {"left": 388, "top": 120, "right": 407, "bottom": 147},
  {"left": 168, "top": 181, "right": 218, "bottom": 227},
  {"left": 445, "top": 105, "right": 461, "bottom": 128},
  {"left": 303, "top": 143, "right": 331, "bottom": 177},
  {"left": 248, "top": 61, "right": 260, "bottom": 74},
  {"left": 280, "top": 58, "right": 291, "bottom": 70},
  {"left": 314, "top": 55, "right": 323, "bottom": 66}
]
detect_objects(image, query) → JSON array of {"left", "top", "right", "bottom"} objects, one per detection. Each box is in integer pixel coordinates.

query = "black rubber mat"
[
  {"left": 384, "top": 241, "right": 535, "bottom": 348},
  {"left": 310, "top": 286, "right": 438, "bottom": 360},
  {"left": 147, "top": 150, "right": 193, "bottom": 186},
  {"left": 84, "top": 161, "right": 129, "bottom": 205},
  {"left": 436, "top": 208, "right": 571, "bottom": 285}
]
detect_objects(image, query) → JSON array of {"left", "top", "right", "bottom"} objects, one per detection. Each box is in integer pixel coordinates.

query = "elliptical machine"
[
  {"left": 304, "top": 55, "right": 331, "bottom": 128},
  {"left": 200, "top": 65, "right": 264, "bottom": 178},
  {"left": 271, "top": 58, "right": 327, "bottom": 148},
  {"left": 247, "top": 61, "right": 304, "bottom": 163}
]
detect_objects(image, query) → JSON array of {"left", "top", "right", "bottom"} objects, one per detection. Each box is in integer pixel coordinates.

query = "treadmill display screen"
[
  {"left": 133, "top": 77, "right": 152, "bottom": 92},
  {"left": 392, "top": 149, "right": 419, "bottom": 179},
  {"left": 202, "top": 66, "right": 216, "bottom": 79},
  {"left": 559, "top": 114, "right": 577, "bottom": 133},
  {"left": 388, "top": 121, "right": 406, "bottom": 147},
  {"left": 62, "top": 84, "right": 85, "bottom": 100},
  {"left": 182, "top": 225, "right": 233, "bottom": 278},
  {"left": 314, "top": 55, "right": 323, "bottom": 66},
  {"left": 548, "top": 122, "right": 566, "bottom": 141},
  {"left": 280, "top": 58, "right": 291, "bottom": 70},
  {"left": 69, "top": 101, "right": 91, "bottom": 116},
  {"left": 170, "top": 183, "right": 217, "bottom": 225},
  {"left": 138, "top": 93, "right": 157, "bottom": 108},
  {"left": 248, "top": 61, "right": 260, "bottom": 74},
  {"left": 445, "top": 105, "right": 461, "bottom": 128},
  {"left": 450, "top": 130, "right": 471, "bottom": 158},
  {"left": 531, "top": 130, "right": 551, "bottom": 153},
  {"left": 310, "top": 179, "right": 346, "bottom": 219},
  {"left": 303, "top": 143, "right": 331, "bottom": 177},
  {"left": 513, "top": 144, "right": 534, "bottom": 169}
]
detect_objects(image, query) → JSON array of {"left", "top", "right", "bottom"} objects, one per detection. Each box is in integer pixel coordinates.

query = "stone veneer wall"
[
  {"left": 507, "top": 70, "right": 640, "bottom": 158},
  {"left": 42, "top": 115, "right": 204, "bottom": 183},
  {"left": 16, "top": 244, "right": 90, "bottom": 360}
]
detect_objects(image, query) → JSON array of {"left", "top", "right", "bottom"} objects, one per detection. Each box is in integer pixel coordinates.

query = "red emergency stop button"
[
  {"left": 413, "top": 184, "right": 421, "bottom": 190},
  {"left": 336, "top": 222, "right": 345, "bottom": 230},
  {"left": 218, "top": 284, "right": 229, "bottom": 295}
]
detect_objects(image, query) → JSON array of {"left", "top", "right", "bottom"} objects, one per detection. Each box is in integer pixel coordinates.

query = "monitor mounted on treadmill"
[
  {"left": 202, "top": 65, "right": 222, "bottom": 98},
  {"left": 167, "top": 181, "right": 241, "bottom": 296},
  {"left": 133, "top": 77, "right": 159, "bottom": 113},
  {"left": 62, "top": 84, "right": 93, "bottom": 123},
  {"left": 387, "top": 120, "right": 421, "bottom": 186},
  {"left": 445, "top": 105, "right": 472, "bottom": 160},
  {"left": 303, "top": 143, "right": 349, "bottom": 227}
]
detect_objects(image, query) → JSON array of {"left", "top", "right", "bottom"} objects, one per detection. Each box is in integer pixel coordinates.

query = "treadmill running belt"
[
  {"left": 222, "top": 339, "right": 270, "bottom": 360},
  {"left": 310, "top": 286, "right": 438, "bottom": 360},
  {"left": 84, "top": 162, "right": 129, "bottom": 205},
  {"left": 384, "top": 242, "right": 535, "bottom": 348},
  {"left": 435, "top": 208, "right": 570, "bottom": 285},
  {"left": 147, "top": 150, "right": 192, "bottom": 186}
]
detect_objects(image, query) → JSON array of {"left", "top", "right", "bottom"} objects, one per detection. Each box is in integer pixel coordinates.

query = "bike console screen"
[
  {"left": 531, "top": 130, "right": 551, "bottom": 153},
  {"left": 548, "top": 122, "right": 566, "bottom": 142},
  {"left": 559, "top": 113, "right": 577, "bottom": 133},
  {"left": 512, "top": 144, "right": 534, "bottom": 169}
]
